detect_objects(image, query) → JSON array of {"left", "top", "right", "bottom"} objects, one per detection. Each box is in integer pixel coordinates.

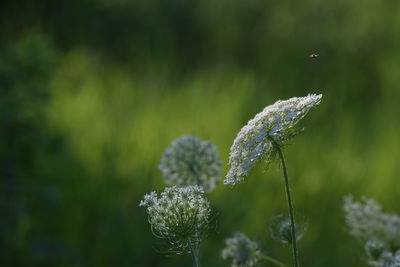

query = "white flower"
[
  {"left": 159, "top": 135, "right": 222, "bottom": 192},
  {"left": 139, "top": 185, "right": 211, "bottom": 252},
  {"left": 343, "top": 196, "right": 400, "bottom": 266},
  {"left": 221, "top": 232, "right": 260, "bottom": 267},
  {"left": 343, "top": 196, "right": 400, "bottom": 247},
  {"left": 225, "top": 94, "right": 322, "bottom": 185},
  {"left": 376, "top": 251, "right": 400, "bottom": 267}
]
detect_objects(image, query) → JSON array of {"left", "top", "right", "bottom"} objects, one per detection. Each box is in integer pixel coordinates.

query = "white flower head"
[
  {"left": 221, "top": 232, "right": 260, "bottom": 267},
  {"left": 225, "top": 94, "right": 322, "bottom": 185},
  {"left": 159, "top": 135, "right": 222, "bottom": 192},
  {"left": 343, "top": 196, "right": 400, "bottom": 248},
  {"left": 375, "top": 251, "right": 400, "bottom": 267},
  {"left": 343, "top": 196, "right": 400, "bottom": 266},
  {"left": 139, "top": 185, "right": 211, "bottom": 253}
]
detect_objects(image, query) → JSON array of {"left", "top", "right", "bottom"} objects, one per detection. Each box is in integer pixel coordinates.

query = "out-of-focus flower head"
[
  {"left": 221, "top": 232, "right": 260, "bottom": 267},
  {"left": 225, "top": 94, "right": 322, "bottom": 185},
  {"left": 343, "top": 196, "right": 400, "bottom": 266},
  {"left": 159, "top": 135, "right": 222, "bottom": 192}
]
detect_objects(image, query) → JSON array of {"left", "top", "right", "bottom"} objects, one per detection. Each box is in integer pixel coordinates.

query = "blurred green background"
[{"left": 1, "top": 0, "right": 400, "bottom": 266}]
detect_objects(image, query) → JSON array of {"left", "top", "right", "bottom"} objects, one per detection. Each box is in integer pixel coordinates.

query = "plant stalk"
[
  {"left": 189, "top": 241, "right": 200, "bottom": 267},
  {"left": 255, "top": 252, "right": 287, "bottom": 267},
  {"left": 272, "top": 139, "right": 299, "bottom": 267}
]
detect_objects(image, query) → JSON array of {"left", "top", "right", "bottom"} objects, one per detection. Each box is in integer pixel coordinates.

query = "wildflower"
[
  {"left": 159, "top": 135, "right": 222, "bottom": 192},
  {"left": 222, "top": 232, "right": 261, "bottom": 267},
  {"left": 225, "top": 94, "right": 322, "bottom": 185},
  {"left": 343, "top": 196, "right": 400, "bottom": 266},
  {"left": 376, "top": 251, "right": 400, "bottom": 267},
  {"left": 343, "top": 196, "right": 400, "bottom": 248},
  {"left": 139, "top": 185, "right": 211, "bottom": 253}
]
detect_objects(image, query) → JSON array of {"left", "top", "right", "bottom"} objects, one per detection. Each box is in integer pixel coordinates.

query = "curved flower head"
[
  {"left": 159, "top": 135, "right": 222, "bottom": 192},
  {"left": 139, "top": 185, "right": 211, "bottom": 253},
  {"left": 225, "top": 94, "right": 322, "bottom": 185},
  {"left": 221, "top": 232, "right": 260, "bottom": 267}
]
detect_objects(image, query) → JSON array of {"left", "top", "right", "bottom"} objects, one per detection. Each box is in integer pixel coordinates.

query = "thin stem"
[
  {"left": 189, "top": 241, "right": 200, "bottom": 267},
  {"left": 255, "top": 252, "right": 287, "bottom": 267},
  {"left": 271, "top": 139, "right": 299, "bottom": 267}
]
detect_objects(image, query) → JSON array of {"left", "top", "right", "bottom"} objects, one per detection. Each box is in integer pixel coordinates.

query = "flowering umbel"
[
  {"left": 159, "top": 135, "right": 222, "bottom": 192},
  {"left": 343, "top": 196, "right": 400, "bottom": 266},
  {"left": 225, "top": 94, "right": 322, "bottom": 185},
  {"left": 222, "top": 232, "right": 260, "bottom": 267},
  {"left": 139, "top": 185, "right": 211, "bottom": 254}
]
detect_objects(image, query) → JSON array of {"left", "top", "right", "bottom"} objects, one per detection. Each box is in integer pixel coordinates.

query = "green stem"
[
  {"left": 189, "top": 241, "right": 200, "bottom": 267},
  {"left": 255, "top": 252, "right": 287, "bottom": 267},
  {"left": 272, "top": 139, "right": 299, "bottom": 267}
]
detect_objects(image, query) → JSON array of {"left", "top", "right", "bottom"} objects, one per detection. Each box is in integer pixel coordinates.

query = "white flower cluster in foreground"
[
  {"left": 225, "top": 94, "right": 322, "bottom": 185},
  {"left": 159, "top": 135, "right": 222, "bottom": 192},
  {"left": 140, "top": 185, "right": 211, "bottom": 252},
  {"left": 222, "top": 232, "right": 260, "bottom": 267},
  {"left": 343, "top": 196, "right": 400, "bottom": 266}
]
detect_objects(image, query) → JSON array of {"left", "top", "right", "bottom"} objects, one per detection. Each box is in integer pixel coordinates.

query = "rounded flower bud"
[
  {"left": 221, "top": 232, "right": 260, "bottom": 267},
  {"left": 139, "top": 185, "right": 211, "bottom": 253},
  {"left": 270, "top": 215, "right": 307, "bottom": 244},
  {"left": 159, "top": 135, "right": 222, "bottom": 192},
  {"left": 225, "top": 94, "right": 322, "bottom": 185}
]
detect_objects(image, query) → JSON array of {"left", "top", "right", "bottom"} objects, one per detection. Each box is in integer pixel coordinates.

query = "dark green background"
[{"left": 1, "top": 0, "right": 400, "bottom": 266}]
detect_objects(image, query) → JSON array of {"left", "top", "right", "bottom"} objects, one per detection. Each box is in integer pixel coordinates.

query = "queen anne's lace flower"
[
  {"left": 225, "top": 94, "right": 322, "bottom": 185},
  {"left": 221, "top": 232, "right": 260, "bottom": 267},
  {"left": 139, "top": 185, "right": 211, "bottom": 253},
  {"left": 159, "top": 135, "right": 222, "bottom": 192},
  {"left": 343, "top": 196, "right": 400, "bottom": 266},
  {"left": 376, "top": 251, "right": 400, "bottom": 267}
]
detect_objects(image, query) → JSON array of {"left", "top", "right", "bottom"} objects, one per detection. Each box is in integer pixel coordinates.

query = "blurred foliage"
[{"left": 1, "top": 0, "right": 400, "bottom": 266}]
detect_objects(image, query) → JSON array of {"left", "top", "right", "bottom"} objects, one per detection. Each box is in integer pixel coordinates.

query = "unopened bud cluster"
[{"left": 270, "top": 215, "right": 305, "bottom": 245}]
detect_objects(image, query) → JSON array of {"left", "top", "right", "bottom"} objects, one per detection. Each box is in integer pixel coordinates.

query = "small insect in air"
[{"left": 309, "top": 53, "right": 319, "bottom": 59}]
